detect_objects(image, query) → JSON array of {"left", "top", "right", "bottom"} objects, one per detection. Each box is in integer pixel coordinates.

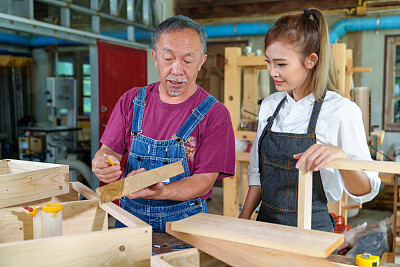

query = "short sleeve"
[{"left": 192, "top": 106, "right": 235, "bottom": 178}]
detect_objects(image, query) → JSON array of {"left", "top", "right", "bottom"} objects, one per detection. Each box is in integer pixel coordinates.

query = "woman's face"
[{"left": 265, "top": 40, "right": 315, "bottom": 101}]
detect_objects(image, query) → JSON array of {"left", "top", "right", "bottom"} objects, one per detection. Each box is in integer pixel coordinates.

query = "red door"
[
  {"left": 98, "top": 40, "right": 147, "bottom": 139},
  {"left": 97, "top": 41, "right": 148, "bottom": 197}
]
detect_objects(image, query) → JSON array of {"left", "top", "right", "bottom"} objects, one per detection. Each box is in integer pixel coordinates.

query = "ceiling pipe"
[
  {"left": 1, "top": 16, "right": 400, "bottom": 47},
  {"left": 329, "top": 15, "right": 400, "bottom": 43}
]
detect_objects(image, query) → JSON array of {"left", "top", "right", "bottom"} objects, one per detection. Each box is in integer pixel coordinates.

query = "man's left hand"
[{"left": 126, "top": 168, "right": 165, "bottom": 199}]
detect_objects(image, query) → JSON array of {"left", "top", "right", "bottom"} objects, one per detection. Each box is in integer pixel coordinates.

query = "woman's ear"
[{"left": 305, "top": 53, "right": 318, "bottom": 69}]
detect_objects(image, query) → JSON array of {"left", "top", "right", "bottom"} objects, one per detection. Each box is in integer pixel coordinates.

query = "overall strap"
[
  {"left": 175, "top": 95, "right": 218, "bottom": 142},
  {"left": 131, "top": 86, "right": 147, "bottom": 135},
  {"left": 306, "top": 89, "right": 327, "bottom": 134}
]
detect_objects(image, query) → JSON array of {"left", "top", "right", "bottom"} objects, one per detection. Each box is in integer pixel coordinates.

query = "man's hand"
[
  {"left": 92, "top": 153, "right": 122, "bottom": 183},
  {"left": 293, "top": 144, "right": 348, "bottom": 172},
  {"left": 126, "top": 168, "right": 166, "bottom": 199}
]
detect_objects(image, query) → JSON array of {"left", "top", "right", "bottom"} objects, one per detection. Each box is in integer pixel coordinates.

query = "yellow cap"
[
  {"left": 42, "top": 203, "right": 63, "bottom": 213},
  {"left": 27, "top": 207, "right": 38, "bottom": 216}
]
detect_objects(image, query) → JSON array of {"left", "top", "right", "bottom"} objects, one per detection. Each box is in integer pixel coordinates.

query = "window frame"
[{"left": 383, "top": 35, "right": 400, "bottom": 131}]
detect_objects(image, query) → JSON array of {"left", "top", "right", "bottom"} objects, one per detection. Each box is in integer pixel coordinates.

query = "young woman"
[{"left": 239, "top": 8, "right": 380, "bottom": 232}]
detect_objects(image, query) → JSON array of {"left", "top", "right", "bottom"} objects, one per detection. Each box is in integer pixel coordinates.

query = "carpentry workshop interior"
[{"left": 2, "top": 0, "right": 400, "bottom": 266}]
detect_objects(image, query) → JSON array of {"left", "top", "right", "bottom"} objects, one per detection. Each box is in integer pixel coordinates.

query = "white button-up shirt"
[{"left": 248, "top": 91, "right": 381, "bottom": 203}]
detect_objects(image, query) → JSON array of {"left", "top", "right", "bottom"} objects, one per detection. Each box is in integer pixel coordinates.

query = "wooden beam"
[
  {"left": 96, "top": 161, "right": 184, "bottom": 203},
  {"left": 324, "top": 159, "right": 400, "bottom": 173},
  {"left": 0, "top": 160, "right": 69, "bottom": 208},
  {"left": 170, "top": 213, "right": 343, "bottom": 258},
  {"left": 331, "top": 43, "right": 347, "bottom": 97},
  {"left": 297, "top": 169, "right": 312, "bottom": 230},
  {"left": 166, "top": 222, "right": 339, "bottom": 266},
  {"left": 0, "top": 226, "right": 151, "bottom": 267},
  {"left": 242, "top": 68, "right": 258, "bottom": 121},
  {"left": 151, "top": 248, "right": 200, "bottom": 267},
  {"left": 237, "top": 56, "right": 266, "bottom": 67},
  {"left": 235, "top": 130, "right": 257, "bottom": 141},
  {"left": 71, "top": 182, "right": 148, "bottom": 227}
]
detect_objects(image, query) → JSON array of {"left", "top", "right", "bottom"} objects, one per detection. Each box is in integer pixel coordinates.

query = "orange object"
[{"left": 330, "top": 212, "right": 352, "bottom": 233}]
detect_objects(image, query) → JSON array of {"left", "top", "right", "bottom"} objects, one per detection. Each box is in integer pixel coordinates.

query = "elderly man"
[{"left": 92, "top": 15, "right": 235, "bottom": 232}]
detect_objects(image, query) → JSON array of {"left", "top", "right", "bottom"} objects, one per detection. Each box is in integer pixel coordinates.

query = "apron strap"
[
  {"left": 131, "top": 86, "right": 147, "bottom": 135},
  {"left": 175, "top": 95, "right": 218, "bottom": 142},
  {"left": 306, "top": 89, "right": 327, "bottom": 134}
]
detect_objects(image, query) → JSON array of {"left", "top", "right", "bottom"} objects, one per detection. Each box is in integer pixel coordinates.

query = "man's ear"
[
  {"left": 305, "top": 53, "right": 318, "bottom": 70},
  {"left": 198, "top": 54, "right": 207, "bottom": 71},
  {"left": 151, "top": 50, "right": 158, "bottom": 68}
]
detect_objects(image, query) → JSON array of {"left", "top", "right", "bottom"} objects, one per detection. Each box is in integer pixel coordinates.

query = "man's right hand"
[{"left": 92, "top": 152, "right": 122, "bottom": 183}]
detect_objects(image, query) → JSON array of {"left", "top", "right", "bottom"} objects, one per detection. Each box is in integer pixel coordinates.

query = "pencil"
[{"left": 103, "top": 154, "right": 115, "bottom": 166}]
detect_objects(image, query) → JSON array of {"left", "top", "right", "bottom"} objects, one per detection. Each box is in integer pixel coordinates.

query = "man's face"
[{"left": 152, "top": 29, "right": 207, "bottom": 101}]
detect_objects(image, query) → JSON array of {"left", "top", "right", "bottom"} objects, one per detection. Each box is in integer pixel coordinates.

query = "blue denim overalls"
[
  {"left": 115, "top": 86, "right": 217, "bottom": 232},
  {"left": 257, "top": 91, "right": 335, "bottom": 232}
]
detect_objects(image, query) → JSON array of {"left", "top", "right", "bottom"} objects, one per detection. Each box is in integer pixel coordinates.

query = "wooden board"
[
  {"left": 170, "top": 213, "right": 343, "bottom": 258},
  {"left": 324, "top": 159, "right": 400, "bottom": 173},
  {"left": 0, "top": 226, "right": 151, "bottom": 267},
  {"left": 297, "top": 169, "right": 312, "bottom": 229},
  {"left": 0, "top": 199, "right": 107, "bottom": 243},
  {"left": 72, "top": 182, "right": 148, "bottom": 227},
  {"left": 96, "top": 161, "right": 184, "bottom": 203},
  {"left": 166, "top": 223, "right": 339, "bottom": 267},
  {"left": 151, "top": 248, "right": 199, "bottom": 267},
  {"left": 0, "top": 160, "right": 69, "bottom": 208}
]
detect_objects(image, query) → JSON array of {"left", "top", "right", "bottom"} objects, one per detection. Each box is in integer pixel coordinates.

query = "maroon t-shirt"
[{"left": 100, "top": 82, "right": 235, "bottom": 199}]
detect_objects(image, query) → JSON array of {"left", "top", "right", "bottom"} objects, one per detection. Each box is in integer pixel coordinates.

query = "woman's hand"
[{"left": 293, "top": 144, "right": 348, "bottom": 172}]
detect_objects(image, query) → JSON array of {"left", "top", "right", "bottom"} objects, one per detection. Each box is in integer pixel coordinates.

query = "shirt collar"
[{"left": 285, "top": 91, "right": 315, "bottom": 106}]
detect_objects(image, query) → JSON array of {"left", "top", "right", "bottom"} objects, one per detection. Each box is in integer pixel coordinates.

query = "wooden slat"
[
  {"left": 151, "top": 248, "right": 200, "bottom": 267},
  {"left": 324, "top": 159, "right": 400, "bottom": 174},
  {"left": 242, "top": 68, "right": 258, "bottom": 120},
  {"left": 0, "top": 199, "right": 107, "bottom": 243},
  {"left": 170, "top": 213, "right": 343, "bottom": 258},
  {"left": 237, "top": 55, "right": 266, "bottom": 67},
  {"left": 96, "top": 161, "right": 184, "bottom": 203},
  {"left": 166, "top": 222, "right": 339, "bottom": 267},
  {"left": 236, "top": 152, "right": 250, "bottom": 162},
  {"left": 350, "top": 67, "right": 372, "bottom": 72},
  {"left": 0, "top": 226, "right": 151, "bottom": 267},
  {"left": 297, "top": 169, "right": 312, "bottom": 230},
  {"left": 331, "top": 43, "right": 347, "bottom": 97},
  {"left": 0, "top": 160, "right": 69, "bottom": 208},
  {"left": 71, "top": 182, "right": 148, "bottom": 227}
]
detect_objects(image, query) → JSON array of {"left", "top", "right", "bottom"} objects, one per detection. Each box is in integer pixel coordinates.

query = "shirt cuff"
[{"left": 248, "top": 165, "right": 261, "bottom": 186}]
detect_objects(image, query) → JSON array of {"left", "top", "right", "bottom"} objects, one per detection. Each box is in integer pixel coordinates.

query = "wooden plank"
[
  {"left": 166, "top": 222, "right": 339, "bottom": 267},
  {"left": 297, "top": 169, "right": 312, "bottom": 230},
  {"left": 0, "top": 199, "right": 107, "bottom": 243},
  {"left": 96, "top": 161, "right": 184, "bottom": 204},
  {"left": 0, "top": 226, "right": 151, "bottom": 267},
  {"left": 236, "top": 152, "right": 250, "bottom": 162},
  {"left": 71, "top": 182, "right": 148, "bottom": 227},
  {"left": 0, "top": 160, "right": 69, "bottom": 208},
  {"left": 344, "top": 49, "right": 352, "bottom": 99},
  {"left": 224, "top": 47, "right": 242, "bottom": 133},
  {"left": 331, "top": 43, "right": 347, "bottom": 96},
  {"left": 170, "top": 213, "right": 343, "bottom": 258},
  {"left": 151, "top": 248, "right": 199, "bottom": 267},
  {"left": 223, "top": 167, "right": 239, "bottom": 217},
  {"left": 237, "top": 56, "right": 266, "bottom": 67},
  {"left": 351, "top": 67, "right": 372, "bottom": 72},
  {"left": 324, "top": 159, "right": 400, "bottom": 174},
  {"left": 242, "top": 68, "right": 258, "bottom": 121}
]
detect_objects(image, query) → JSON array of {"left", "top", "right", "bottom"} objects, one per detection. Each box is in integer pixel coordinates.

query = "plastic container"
[{"left": 25, "top": 203, "right": 63, "bottom": 239}]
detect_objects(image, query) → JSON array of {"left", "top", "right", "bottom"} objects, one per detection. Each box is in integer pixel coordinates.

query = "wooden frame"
[
  {"left": 0, "top": 176, "right": 152, "bottom": 266},
  {"left": 0, "top": 159, "right": 69, "bottom": 208}
]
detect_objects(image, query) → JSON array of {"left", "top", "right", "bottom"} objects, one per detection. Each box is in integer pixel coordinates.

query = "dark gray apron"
[{"left": 257, "top": 91, "right": 335, "bottom": 232}]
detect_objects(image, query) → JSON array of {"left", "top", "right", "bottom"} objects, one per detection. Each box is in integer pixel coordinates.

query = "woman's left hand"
[{"left": 293, "top": 144, "right": 348, "bottom": 172}]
